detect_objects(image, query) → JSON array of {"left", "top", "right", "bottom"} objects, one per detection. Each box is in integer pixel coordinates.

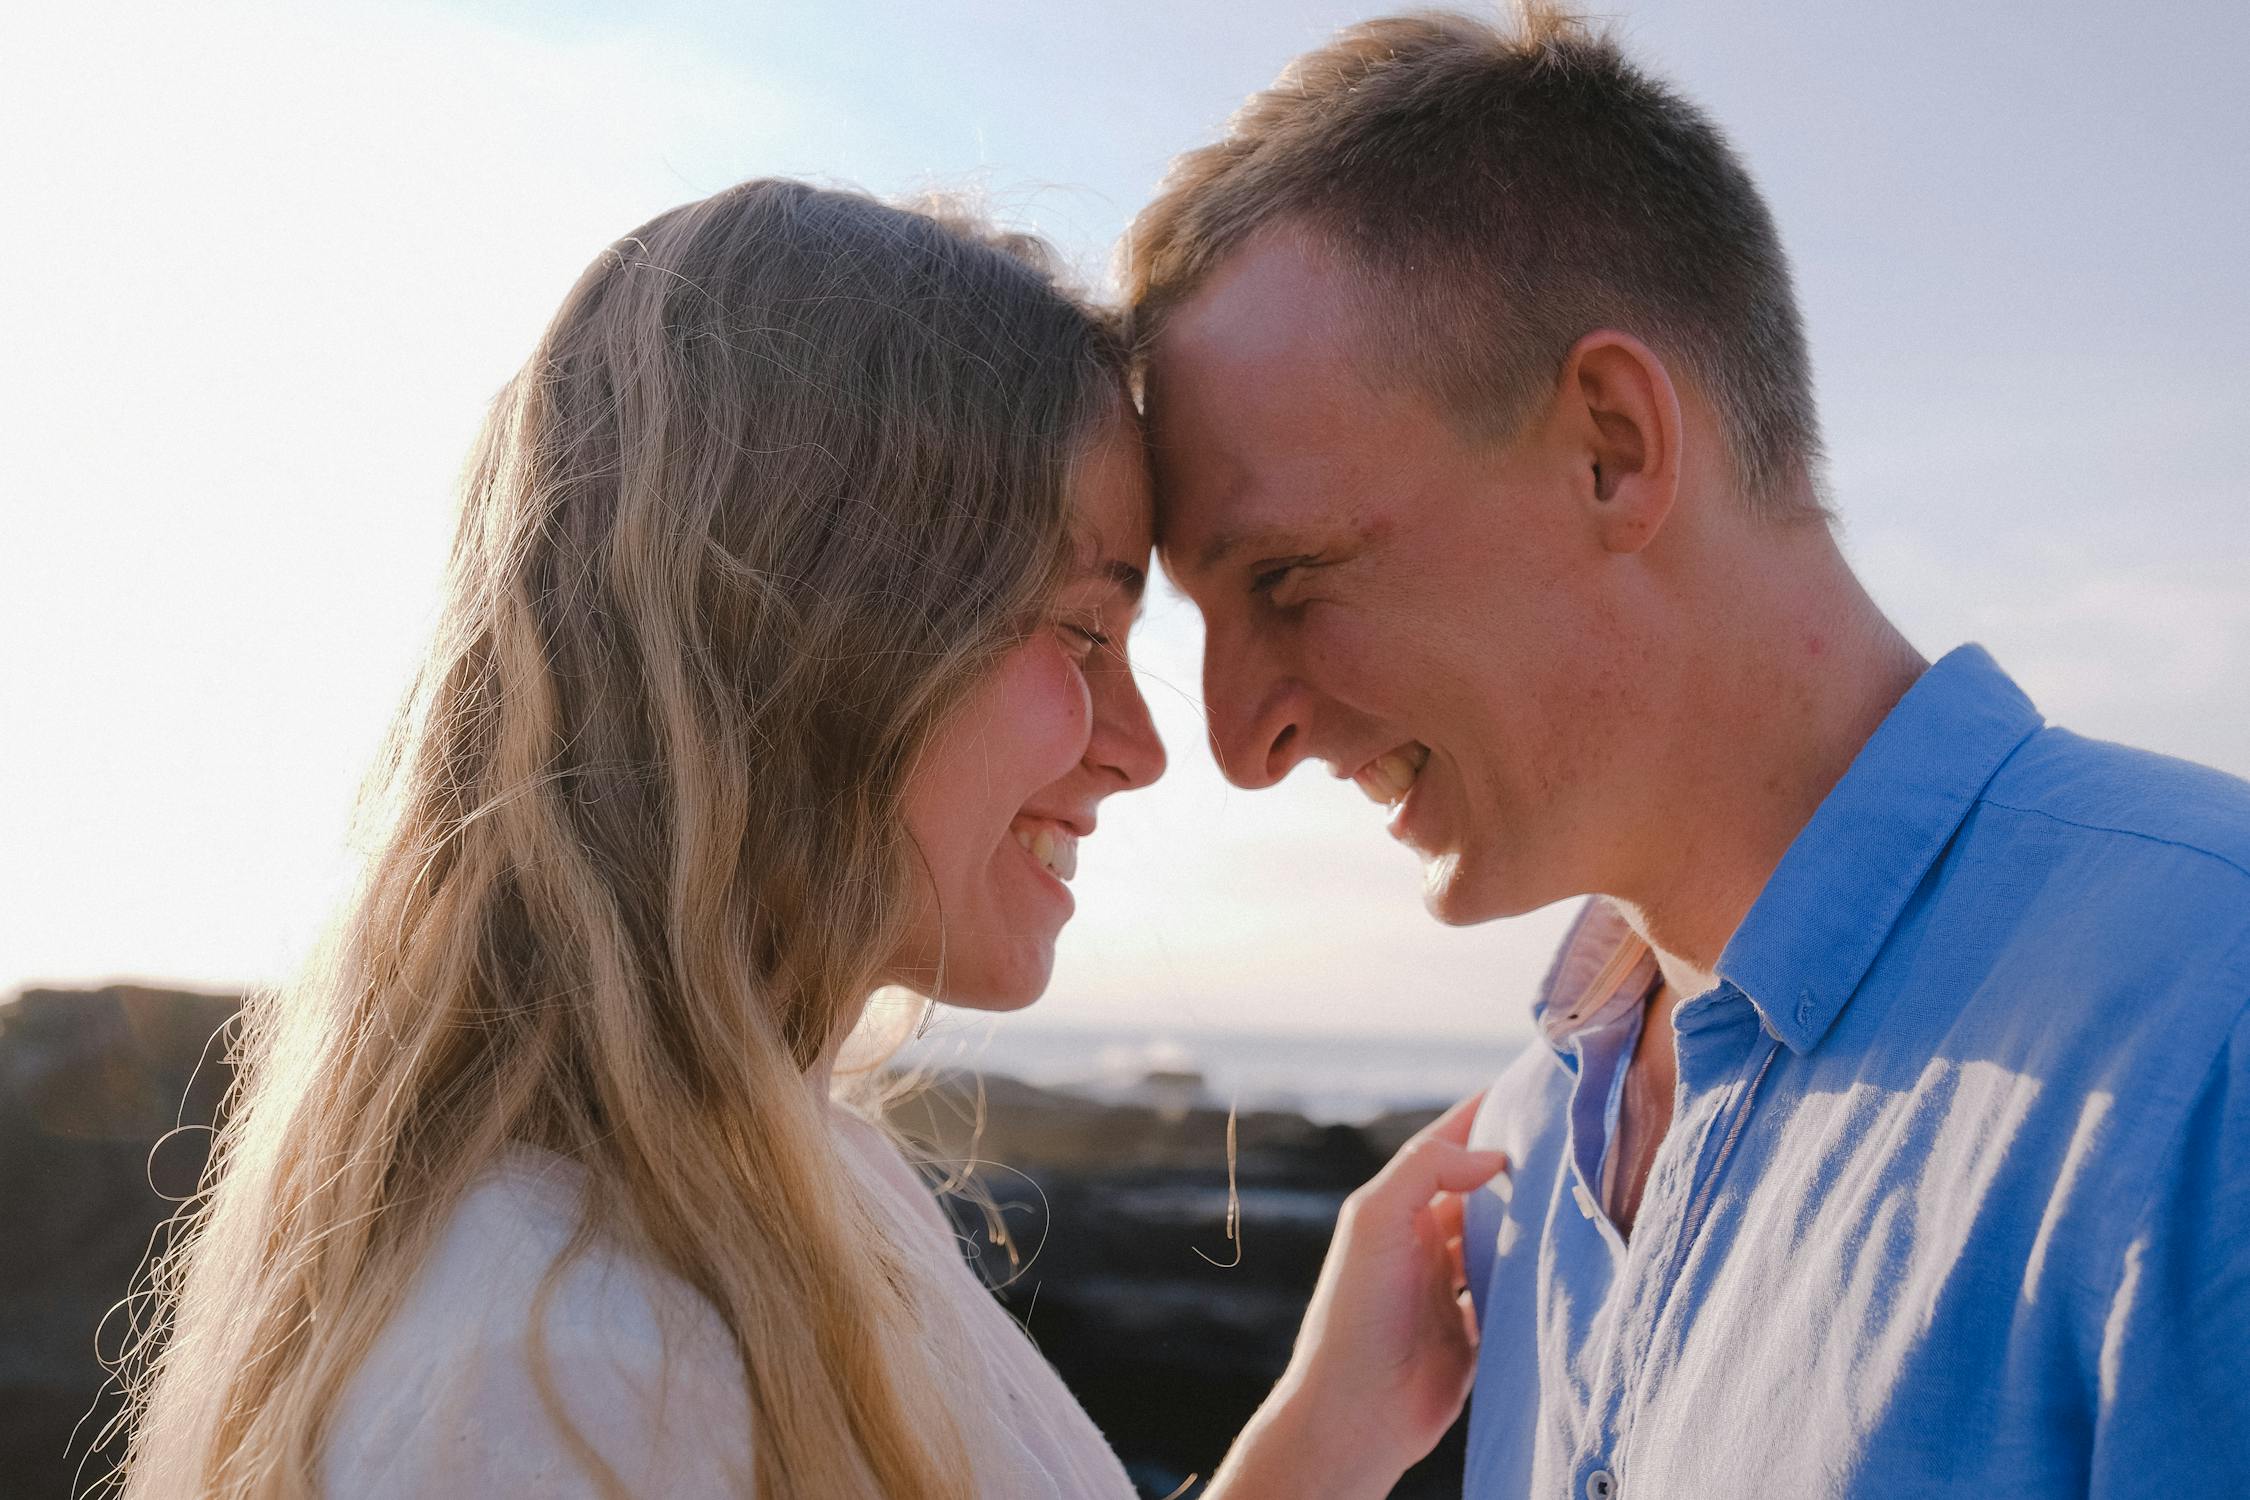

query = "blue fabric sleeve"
[{"left": 2089, "top": 1000, "right": 2250, "bottom": 1494}]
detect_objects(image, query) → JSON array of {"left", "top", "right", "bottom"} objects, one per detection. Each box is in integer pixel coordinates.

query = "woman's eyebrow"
[{"left": 1086, "top": 557, "right": 1146, "bottom": 601}]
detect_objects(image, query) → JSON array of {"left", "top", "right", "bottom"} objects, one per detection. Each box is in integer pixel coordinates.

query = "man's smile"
[{"left": 1350, "top": 742, "right": 1430, "bottom": 807}]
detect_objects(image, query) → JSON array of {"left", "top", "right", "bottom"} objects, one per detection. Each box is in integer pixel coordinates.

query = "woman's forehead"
[{"left": 1071, "top": 419, "right": 1157, "bottom": 568}]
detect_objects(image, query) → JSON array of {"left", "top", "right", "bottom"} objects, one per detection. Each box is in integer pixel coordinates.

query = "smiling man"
[{"left": 1127, "top": 7, "right": 2250, "bottom": 1497}]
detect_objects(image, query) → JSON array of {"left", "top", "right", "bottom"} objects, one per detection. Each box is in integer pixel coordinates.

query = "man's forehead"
[
  {"left": 1156, "top": 225, "right": 1360, "bottom": 364},
  {"left": 1144, "top": 239, "right": 1380, "bottom": 466}
]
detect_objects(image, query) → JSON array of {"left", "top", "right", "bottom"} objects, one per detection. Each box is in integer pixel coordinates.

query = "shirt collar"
[
  {"left": 1717, "top": 644, "right": 2043, "bottom": 1054},
  {"left": 1534, "top": 898, "right": 1658, "bottom": 1051}
]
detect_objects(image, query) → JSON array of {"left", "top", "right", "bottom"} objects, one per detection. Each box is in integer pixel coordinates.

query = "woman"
[{"left": 115, "top": 180, "right": 1503, "bottom": 1499}]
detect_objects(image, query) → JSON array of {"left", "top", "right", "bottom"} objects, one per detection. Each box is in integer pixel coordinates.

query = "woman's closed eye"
[{"left": 1057, "top": 615, "right": 1113, "bottom": 659}]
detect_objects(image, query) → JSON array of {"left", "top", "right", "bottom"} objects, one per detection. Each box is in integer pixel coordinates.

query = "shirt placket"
[{"left": 1568, "top": 984, "right": 1777, "bottom": 1500}]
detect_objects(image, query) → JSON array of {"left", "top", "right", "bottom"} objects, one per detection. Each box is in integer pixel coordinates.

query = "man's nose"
[{"left": 1202, "top": 640, "right": 1310, "bottom": 791}]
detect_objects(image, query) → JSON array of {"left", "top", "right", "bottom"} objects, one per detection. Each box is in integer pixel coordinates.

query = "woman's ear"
[{"left": 1558, "top": 330, "right": 1682, "bottom": 555}]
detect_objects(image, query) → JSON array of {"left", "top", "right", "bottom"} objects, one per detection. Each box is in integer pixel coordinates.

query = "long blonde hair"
[{"left": 112, "top": 180, "right": 1127, "bottom": 1500}]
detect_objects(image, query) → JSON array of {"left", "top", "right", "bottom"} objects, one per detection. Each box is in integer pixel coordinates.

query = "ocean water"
[{"left": 896, "top": 1017, "right": 1532, "bottom": 1125}]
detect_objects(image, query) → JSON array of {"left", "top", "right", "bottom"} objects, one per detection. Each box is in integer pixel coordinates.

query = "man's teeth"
[
  {"left": 1354, "top": 745, "right": 1430, "bottom": 806},
  {"left": 1012, "top": 825, "right": 1078, "bottom": 881}
]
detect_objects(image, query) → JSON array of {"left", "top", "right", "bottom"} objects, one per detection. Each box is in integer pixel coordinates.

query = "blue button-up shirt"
[{"left": 1464, "top": 645, "right": 2250, "bottom": 1498}]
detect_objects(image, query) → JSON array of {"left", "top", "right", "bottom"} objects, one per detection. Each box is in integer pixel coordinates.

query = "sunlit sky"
[{"left": 3, "top": 0, "right": 2245, "bottom": 1040}]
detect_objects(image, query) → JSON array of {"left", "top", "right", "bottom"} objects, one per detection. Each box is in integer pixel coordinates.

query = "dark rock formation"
[
  {"left": 2, "top": 989, "right": 1463, "bottom": 1498},
  {"left": 1, "top": 986, "right": 237, "bottom": 1498}
]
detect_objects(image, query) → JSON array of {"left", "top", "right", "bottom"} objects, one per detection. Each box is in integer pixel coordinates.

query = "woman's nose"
[{"left": 1092, "top": 668, "right": 1167, "bottom": 792}]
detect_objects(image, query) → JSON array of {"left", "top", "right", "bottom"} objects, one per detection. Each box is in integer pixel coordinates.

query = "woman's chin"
[
  {"left": 932, "top": 946, "right": 1057, "bottom": 1014},
  {"left": 950, "top": 990, "right": 1045, "bottom": 1016}
]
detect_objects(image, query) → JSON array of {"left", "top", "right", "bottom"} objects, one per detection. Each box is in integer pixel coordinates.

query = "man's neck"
[{"left": 1611, "top": 525, "right": 1927, "bottom": 978}]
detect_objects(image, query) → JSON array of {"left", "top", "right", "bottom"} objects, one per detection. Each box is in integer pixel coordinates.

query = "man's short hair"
[{"left": 1124, "top": 4, "right": 1828, "bottom": 519}]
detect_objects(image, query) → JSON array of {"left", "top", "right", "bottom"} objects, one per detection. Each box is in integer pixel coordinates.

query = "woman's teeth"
[
  {"left": 1013, "top": 825, "right": 1078, "bottom": 881},
  {"left": 1354, "top": 744, "right": 1430, "bottom": 806}
]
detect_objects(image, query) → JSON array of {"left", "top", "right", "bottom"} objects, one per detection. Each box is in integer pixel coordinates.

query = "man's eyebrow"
[{"left": 1192, "top": 525, "right": 1299, "bottom": 577}]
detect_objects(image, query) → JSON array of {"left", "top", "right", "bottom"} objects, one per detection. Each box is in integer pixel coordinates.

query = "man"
[{"left": 1127, "top": 7, "right": 2250, "bottom": 1497}]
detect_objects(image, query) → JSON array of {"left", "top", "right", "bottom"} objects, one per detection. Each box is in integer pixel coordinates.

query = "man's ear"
[{"left": 1556, "top": 330, "right": 1681, "bottom": 555}]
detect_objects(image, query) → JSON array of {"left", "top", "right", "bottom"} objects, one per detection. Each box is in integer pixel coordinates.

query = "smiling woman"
[{"left": 109, "top": 180, "right": 1155, "bottom": 1500}]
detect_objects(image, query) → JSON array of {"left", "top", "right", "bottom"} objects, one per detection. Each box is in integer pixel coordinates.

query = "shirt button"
[
  {"left": 1573, "top": 1183, "right": 1602, "bottom": 1221},
  {"left": 1586, "top": 1470, "right": 1617, "bottom": 1500}
]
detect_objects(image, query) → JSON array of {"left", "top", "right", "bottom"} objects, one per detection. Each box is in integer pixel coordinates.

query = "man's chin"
[{"left": 1418, "top": 849, "right": 1553, "bottom": 927}]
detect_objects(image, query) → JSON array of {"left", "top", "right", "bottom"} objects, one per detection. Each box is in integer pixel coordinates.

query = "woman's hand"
[{"left": 1203, "top": 1093, "right": 1509, "bottom": 1500}]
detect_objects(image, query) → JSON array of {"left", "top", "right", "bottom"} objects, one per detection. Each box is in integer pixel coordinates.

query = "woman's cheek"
[{"left": 1010, "top": 640, "right": 1093, "bottom": 785}]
